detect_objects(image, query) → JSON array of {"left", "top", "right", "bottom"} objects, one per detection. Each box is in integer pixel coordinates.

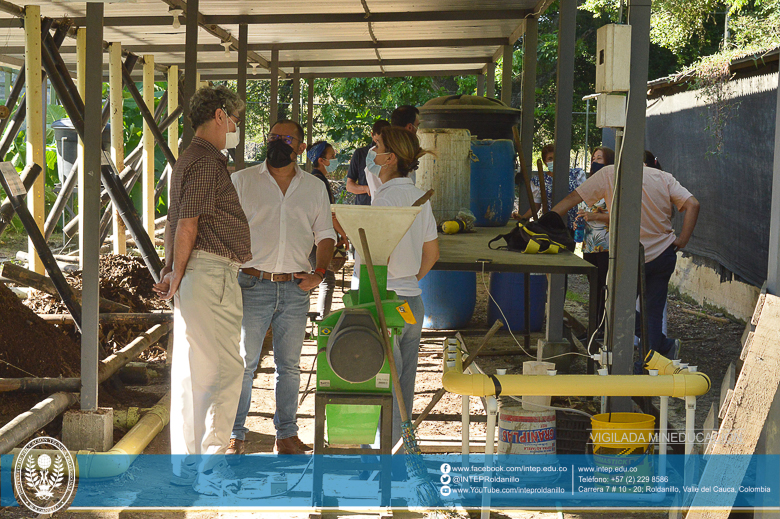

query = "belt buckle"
[{"left": 270, "top": 273, "right": 285, "bottom": 282}]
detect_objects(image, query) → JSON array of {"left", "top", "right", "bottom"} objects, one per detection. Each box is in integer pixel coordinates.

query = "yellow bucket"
[
  {"left": 590, "top": 413, "right": 656, "bottom": 493},
  {"left": 590, "top": 412, "right": 655, "bottom": 454}
]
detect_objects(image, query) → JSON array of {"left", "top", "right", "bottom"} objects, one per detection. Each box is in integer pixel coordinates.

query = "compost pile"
[
  {"left": 23, "top": 254, "right": 169, "bottom": 361},
  {"left": 0, "top": 281, "right": 81, "bottom": 378}
]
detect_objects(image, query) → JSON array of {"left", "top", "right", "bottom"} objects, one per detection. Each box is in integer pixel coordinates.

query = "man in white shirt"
[{"left": 230, "top": 120, "right": 336, "bottom": 455}]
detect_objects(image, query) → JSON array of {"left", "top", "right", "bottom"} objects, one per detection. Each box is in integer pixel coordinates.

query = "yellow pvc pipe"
[
  {"left": 442, "top": 350, "right": 710, "bottom": 399},
  {"left": 10, "top": 392, "right": 170, "bottom": 478}
]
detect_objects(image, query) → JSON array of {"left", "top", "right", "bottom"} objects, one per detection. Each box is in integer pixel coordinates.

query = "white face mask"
[
  {"left": 545, "top": 161, "right": 554, "bottom": 172},
  {"left": 365, "top": 146, "right": 388, "bottom": 176},
  {"left": 224, "top": 111, "right": 240, "bottom": 150}
]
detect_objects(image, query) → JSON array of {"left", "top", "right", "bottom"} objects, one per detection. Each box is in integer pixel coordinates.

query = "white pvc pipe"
[
  {"left": 482, "top": 396, "right": 498, "bottom": 519},
  {"left": 685, "top": 396, "right": 696, "bottom": 456},
  {"left": 660, "top": 396, "right": 668, "bottom": 457},
  {"left": 462, "top": 395, "right": 469, "bottom": 458}
]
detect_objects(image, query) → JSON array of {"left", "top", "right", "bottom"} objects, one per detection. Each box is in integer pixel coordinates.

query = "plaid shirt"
[{"left": 167, "top": 137, "right": 252, "bottom": 264}]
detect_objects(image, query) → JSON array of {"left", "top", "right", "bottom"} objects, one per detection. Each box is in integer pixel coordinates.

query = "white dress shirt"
[
  {"left": 231, "top": 161, "right": 336, "bottom": 273},
  {"left": 354, "top": 175, "right": 438, "bottom": 297}
]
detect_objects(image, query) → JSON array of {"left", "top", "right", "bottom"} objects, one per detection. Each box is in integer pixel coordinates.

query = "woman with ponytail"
[{"left": 354, "top": 127, "right": 439, "bottom": 477}]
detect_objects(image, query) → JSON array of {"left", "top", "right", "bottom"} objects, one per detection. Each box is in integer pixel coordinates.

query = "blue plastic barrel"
[
  {"left": 487, "top": 273, "right": 547, "bottom": 332},
  {"left": 419, "top": 271, "right": 476, "bottom": 329},
  {"left": 470, "top": 139, "right": 515, "bottom": 227}
]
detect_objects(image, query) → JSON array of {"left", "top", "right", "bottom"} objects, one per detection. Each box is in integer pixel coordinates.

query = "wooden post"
[
  {"left": 486, "top": 62, "right": 496, "bottom": 98},
  {"left": 76, "top": 27, "right": 86, "bottom": 268},
  {"left": 142, "top": 54, "right": 155, "bottom": 240},
  {"left": 108, "top": 42, "right": 126, "bottom": 254},
  {"left": 476, "top": 73, "right": 485, "bottom": 96},
  {"left": 306, "top": 77, "right": 314, "bottom": 169},
  {"left": 501, "top": 44, "right": 513, "bottom": 106},
  {"left": 167, "top": 65, "right": 178, "bottom": 198},
  {"left": 292, "top": 66, "right": 300, "bottom": 122},
  {"left": 270, "top": 48, "right": 279, "bottom": 126},
  {"left": 24, "top": 5, "right": 44, "bottom": 274}
]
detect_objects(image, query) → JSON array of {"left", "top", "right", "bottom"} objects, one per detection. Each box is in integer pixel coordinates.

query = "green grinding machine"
[{"left": 315, "top": 205, "right": 422, "bottom": 446}]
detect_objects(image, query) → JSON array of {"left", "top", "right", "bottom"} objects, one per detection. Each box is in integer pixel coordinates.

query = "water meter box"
[{"left": 595, "top": 24, "right": 631, "bottom": 93}]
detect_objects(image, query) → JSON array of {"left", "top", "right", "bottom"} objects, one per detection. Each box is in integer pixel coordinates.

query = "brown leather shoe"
[
  {"left": 274, "top": 436, "right": 311, "bottom": 455},
  {"left": 291, "top": 436, "right": 312, "bottom": 453},
  {"left": 226, "top": 438, "right": 245, "bottom": 455}
]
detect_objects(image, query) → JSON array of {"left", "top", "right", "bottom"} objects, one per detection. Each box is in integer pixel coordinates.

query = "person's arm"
[
  {"left": 332, "top": 214, "right": 349, "bottom": 248},
  {"left": 417, "top": 239, "right": 440, "bottom": 281},
  {"left": 295, "top": 238, "right": 335, "bottom": 290},
  {"left": 551, "top": 190, "right": 584, "bottom": 218},
  {"left": 515, "top": 203, "right": 541, "bottom": 220},
  {"left": 346, "top": 177, "right": 369, "bottom": 195},
  {"left": 153, "top": 216, "right": 198, "bottom": 300},
  {"left": 673, "top": 196, "right": 700, "bottom": 250},
  {"left": 577, "top": 209, "right": 609, "bottom": 224},
  {"left": 160, "top": 220, "right": 173, "bottom": 278}
]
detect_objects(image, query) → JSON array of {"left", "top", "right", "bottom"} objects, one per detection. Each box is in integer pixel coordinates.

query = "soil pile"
[
  {"left": 0, "top": 282, "right": 81, "bottom": 378},
  {"left": 23, "top": 254, "right": 169, "bottom": 361}
]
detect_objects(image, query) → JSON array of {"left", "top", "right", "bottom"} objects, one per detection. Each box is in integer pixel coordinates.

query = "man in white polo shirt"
[{"left": 230, "top": 119, "right": 336, "bottom": 455}]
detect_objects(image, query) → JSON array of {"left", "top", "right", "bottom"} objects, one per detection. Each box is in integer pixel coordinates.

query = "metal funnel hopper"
[{"left": 333, "top": 205, "right": 421, "bottom": 266}]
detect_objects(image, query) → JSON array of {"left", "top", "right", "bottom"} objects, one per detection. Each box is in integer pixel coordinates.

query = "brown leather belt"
[{"left": 241, "top": 267, "right": 294, "bottom": 282}]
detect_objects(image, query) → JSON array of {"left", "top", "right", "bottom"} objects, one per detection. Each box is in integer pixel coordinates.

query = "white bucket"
[
  {"left": 417, "top": 128, "right": 472, "bottom": 225},
  {"left": 498, "top": 405, "right": 556, "bottom": 455}
]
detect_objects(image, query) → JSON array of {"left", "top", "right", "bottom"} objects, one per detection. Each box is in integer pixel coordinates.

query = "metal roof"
[{"left": 0, "top": 0, "right": 551, "bottom": 80}]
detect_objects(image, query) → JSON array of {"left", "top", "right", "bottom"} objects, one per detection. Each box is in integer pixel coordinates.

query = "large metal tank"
[
  {"left": 418, "top": 95, "right": 522, "bottom": 140},
  {"left": 416, "top": 128, "right": 471, "bottom": 225}
]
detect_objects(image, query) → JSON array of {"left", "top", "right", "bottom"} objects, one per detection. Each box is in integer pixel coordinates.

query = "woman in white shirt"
[{"left": 363, "top": 127, "right": 439, "bottom": 474}]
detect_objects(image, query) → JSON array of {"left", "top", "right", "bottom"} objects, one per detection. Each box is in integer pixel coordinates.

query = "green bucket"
[{"left": 326, "top": 404, "right": 381, "bottom": 445}]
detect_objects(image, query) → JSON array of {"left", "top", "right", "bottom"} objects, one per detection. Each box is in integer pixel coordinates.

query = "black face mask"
[
  {"left": 590, "top": 162, "right": 606, "bottom": 176},
  {"left": 267, "top": 139, "right": 294, "bottom": 168}
]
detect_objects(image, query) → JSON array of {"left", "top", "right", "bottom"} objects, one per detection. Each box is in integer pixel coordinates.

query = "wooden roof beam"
[{"left": 68, "top": 10, "right": 529, "bottom": 26}]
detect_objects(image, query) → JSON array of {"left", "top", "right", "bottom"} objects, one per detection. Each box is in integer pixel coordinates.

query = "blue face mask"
[
  {"left": 365, "top": 147, "right": 386, "bottom": 176},
  {"left": 324, "top": 159, "right": 340, "bottom": 174}
]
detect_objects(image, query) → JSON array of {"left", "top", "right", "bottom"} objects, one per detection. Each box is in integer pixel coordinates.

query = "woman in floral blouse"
[{"left": 577, "top": 146, "right": 614, "bottom": 328}]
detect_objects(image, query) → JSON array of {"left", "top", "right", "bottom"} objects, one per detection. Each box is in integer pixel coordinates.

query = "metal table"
[{"left": 432, "top": 222, "right": 598, "bottom": 352}]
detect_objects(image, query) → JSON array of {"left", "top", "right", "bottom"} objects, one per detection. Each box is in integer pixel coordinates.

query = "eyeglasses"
[
  {"left": 267, "top": 133, "right": 300, "bottom": 146},
  {"left": 222, "top": 107, "right": 241, "bottom": 126}
]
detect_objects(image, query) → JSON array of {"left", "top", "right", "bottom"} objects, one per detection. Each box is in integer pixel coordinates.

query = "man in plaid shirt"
[{"left": 154, "top": 85, "right": 251, "bottom": 495}]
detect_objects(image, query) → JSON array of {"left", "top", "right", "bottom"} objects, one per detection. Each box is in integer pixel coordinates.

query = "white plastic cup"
[
  {"left": 496, "top": 369, "right": 507, "bottom": 376},
  {"left": 547, "top": 369, "right": 557, "bottom": 376},
  {"left": 648, "top": 369, "right": 659, "bottom": 376},
  {"left": 597, "top": 368, "right": 608, "bottom": 376},
  {"left": 687, "top": 366, "right": 698, "bottom": 372}
]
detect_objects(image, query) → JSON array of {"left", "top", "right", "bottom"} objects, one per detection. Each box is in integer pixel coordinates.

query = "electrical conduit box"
[
  {"left": 596, "top": 24, "right": 632, "bottom": 93},
  {"left": 596, "top": 93, "right": 627, "bottom": 128}
]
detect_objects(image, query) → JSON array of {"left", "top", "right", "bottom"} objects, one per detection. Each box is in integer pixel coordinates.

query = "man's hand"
[
  {"left": 153, "top": 270, "right": 183, "bottom": 300},
  {"left": 294, "top": 272, "right": 323, "bottom": 291},
  {"left": 337, "top": 235, "right": 349, "bottom": 249},
  {"left": 672, "top": 235, "right": 688, "bottom": 251}
]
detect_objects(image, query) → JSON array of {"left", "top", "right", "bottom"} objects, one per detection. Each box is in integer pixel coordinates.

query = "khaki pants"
[{"left": 169, "top": 250, "right": 243, "bottom": 472}]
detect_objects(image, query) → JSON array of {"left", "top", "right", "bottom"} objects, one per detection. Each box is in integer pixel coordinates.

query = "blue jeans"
[
  {"left": 635, "top": 244, "right": 677, "bottom": 371},
  {"left": 232, "top": 272, "right": 310, "bottom": 440}
]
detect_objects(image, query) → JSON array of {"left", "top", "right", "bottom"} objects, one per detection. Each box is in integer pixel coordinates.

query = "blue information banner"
[{"left": 2, "top": 454, "right": 779, "bottom": 511}]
